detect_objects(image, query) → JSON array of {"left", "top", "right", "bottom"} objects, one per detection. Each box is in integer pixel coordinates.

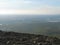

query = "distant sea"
[{"left": 0, "top": 15, "right": 60, "bottom": 38}]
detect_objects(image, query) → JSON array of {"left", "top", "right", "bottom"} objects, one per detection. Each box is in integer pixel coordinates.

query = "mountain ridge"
[{"left": 0, "top": 30, "right": 60, "bottom": 45}]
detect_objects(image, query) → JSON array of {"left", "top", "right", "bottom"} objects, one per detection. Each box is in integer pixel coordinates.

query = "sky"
[{"left": 0, "top": 0, "right": 60, "bottom": 15}]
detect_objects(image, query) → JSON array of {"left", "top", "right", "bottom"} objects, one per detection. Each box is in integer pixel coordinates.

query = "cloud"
[
  {"left": 0, "top": 6, "right": 60, "bottom": 15},
  {"left": 0, "top": 0, "right": 60, "bottom": 15},
  {"left": 0, "top": 0, "right": 32, "bottom": 9}
]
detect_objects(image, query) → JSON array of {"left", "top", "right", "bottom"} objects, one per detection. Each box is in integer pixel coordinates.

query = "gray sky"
[{"left": 0, "top": 0, "right": 60, "bottom": 15}]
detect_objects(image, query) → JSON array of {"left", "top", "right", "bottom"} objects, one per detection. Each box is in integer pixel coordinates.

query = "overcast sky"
[{"left": 0, "top": 0, "right": 60, "bottom": 15}]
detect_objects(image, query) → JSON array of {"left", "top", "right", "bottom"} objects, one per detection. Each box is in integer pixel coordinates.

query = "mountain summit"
[{"left": 0, "top": 30, "right": 60, "bottom": 45}]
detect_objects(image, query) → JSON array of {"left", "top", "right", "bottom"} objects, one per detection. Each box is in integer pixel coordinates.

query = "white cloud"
[
  {"left": 0, "top": 7, "right": 60, "bottom": 15},
  {"left": 0, "top": 0, "right": 60, "bottom": 15},
  {"left": 0, "top": 0, "right": 32, "bottom": 9}
]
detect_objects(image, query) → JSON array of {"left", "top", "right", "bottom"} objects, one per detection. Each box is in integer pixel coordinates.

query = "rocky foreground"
[{"left": 0, "top": 30, "right": 60, "bottom": 45}]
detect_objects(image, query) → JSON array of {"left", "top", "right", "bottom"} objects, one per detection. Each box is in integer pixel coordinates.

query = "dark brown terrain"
[{"left": 0, "top": 30, "right": 60, "bottom": 45}]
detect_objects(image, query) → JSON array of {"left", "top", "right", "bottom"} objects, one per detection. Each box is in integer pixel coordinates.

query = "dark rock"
[{"left": 0, "top": 30, "right": 60, "bottom": 45}]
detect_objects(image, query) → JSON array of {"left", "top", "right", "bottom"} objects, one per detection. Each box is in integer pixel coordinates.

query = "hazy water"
[{"left": 0, "top": 15, "right": 60, "bottom": 37}]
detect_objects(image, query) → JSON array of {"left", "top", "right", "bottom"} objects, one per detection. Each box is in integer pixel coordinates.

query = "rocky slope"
[{"left": 0, "top": 30, "right": 60, "bottom": 45}]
